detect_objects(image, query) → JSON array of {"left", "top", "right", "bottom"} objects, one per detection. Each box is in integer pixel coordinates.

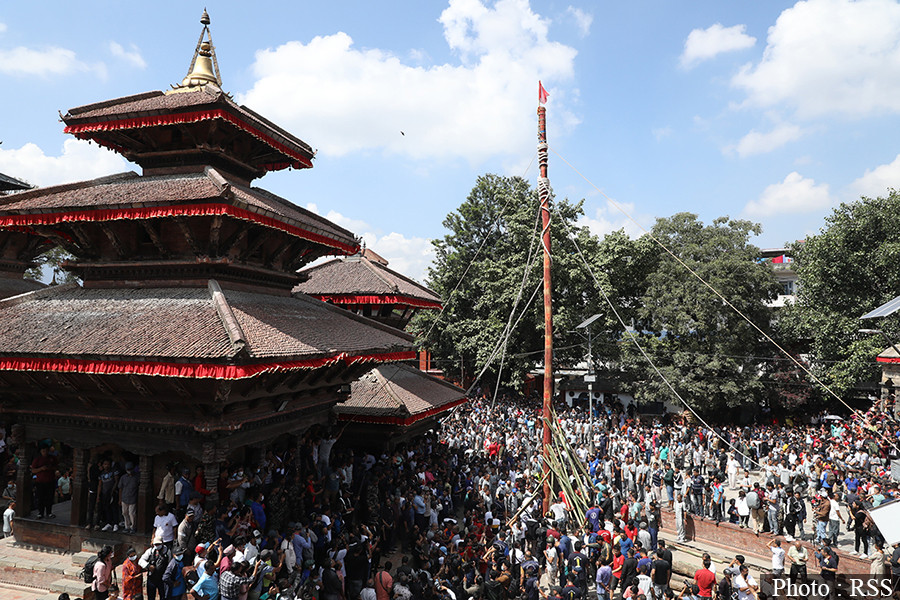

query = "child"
[
  {"left": 2, "top": 501, "right": 14, "bottom": 538},
  {"left": 727, "top": 499, "right": 739, "bottom": 524}
]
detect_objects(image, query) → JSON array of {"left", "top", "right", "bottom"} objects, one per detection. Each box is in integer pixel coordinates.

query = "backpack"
[
  {"left": 151, "top": 547, "right": 169, "bottom": 575},
  {"left": 483, "top": 578, "right": 503, "bottom": 600},
  {"left": 746, "top": 491, "right": 760, "bottom": 510},
  {"left": 82, "top": 555, "right": 99, "bottom": 584},
  {"left": 571, "top": 553, "right": 586, "bottom": 575}
]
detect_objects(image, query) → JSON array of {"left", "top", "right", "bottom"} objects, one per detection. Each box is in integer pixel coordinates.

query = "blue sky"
[{"left": 2, "top": 0, "right": 900, "bottom": 282}]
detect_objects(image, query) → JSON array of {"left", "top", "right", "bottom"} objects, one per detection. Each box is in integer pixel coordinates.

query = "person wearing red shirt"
[
  {"left": 30, "top": 444, "right": 58, "bottom": 519},
  {"left": 611, "top": 545, "right": 625, "bottom": 595},
  {"left": 121, "top": 546, "right": 144, "bottom": 600},
  {"left": 694, "top": 557, "right": 716, "bottom": 600},
  {"left": 193, "top": 465, "right": 212, "bottom": 498}
]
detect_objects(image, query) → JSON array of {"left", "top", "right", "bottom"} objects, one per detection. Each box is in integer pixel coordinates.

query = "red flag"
[
  {"left": 538, "top": 81, "right": 549, "bottom": 104},
  {"left": 772, "top": 255, "right": 784, "bottom": 263}
]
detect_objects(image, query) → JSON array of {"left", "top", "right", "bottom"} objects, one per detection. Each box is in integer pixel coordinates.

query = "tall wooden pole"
[{"left": 538, "top": 105, "right": 553, "bottom": 514}]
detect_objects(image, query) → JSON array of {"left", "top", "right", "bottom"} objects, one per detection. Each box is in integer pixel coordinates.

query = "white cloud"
[
  {"left": 849, "top": 154, "right": 900, "bottom": 199},
  {"left": 304, "top": 204, "right": 435, "bottom": 282},
  {"left": 0, "top": 22, "right": 7, "bottom": 34},
  {"left": 732, "top": 0, "right": 900, "bottom": 118},
  {"left": 728, "top": 123, "right": 804, "bottom": 157},
  {"left": 566, "top": 6, "right": 593, "bottom": 37},
  {"left": 0, "top": 46, "right": 106, "bottom": 78},
  {"left": 109, "top": 41, "right": 147, "bottom": 69},
  {"left": 680, "top": 23, "right": 756, "bottom": 69},
  {"left": 239, "top": 0, "right": 578, "bottom": 162},
  {"left": 652, "top": 126, "right": 673, "bottom": 141},
  {"left": 0, "top": 139, "right": 128, "bottom": 187},
  {"left": 744, "top": 171, "right": 832, "bottom": 217},
  {"left": 578, "top": 200, "right": 649, "bottom": 238}
]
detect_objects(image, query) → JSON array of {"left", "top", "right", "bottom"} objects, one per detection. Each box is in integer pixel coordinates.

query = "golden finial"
[{"left": 170, "top": 9, "right": 222, "bottom": 92}]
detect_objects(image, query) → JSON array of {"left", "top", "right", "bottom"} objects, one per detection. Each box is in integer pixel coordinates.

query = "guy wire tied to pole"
[
  {"left": 559, "top": 212, "right": 763, "bottom": 468},
  {"left": 551, "top": 146, "right": 900, "bottom": 456}
]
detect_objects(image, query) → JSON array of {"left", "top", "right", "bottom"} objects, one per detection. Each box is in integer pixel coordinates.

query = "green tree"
[
  {"left": 782, "top": 191, "right": 900, "bottom": 398},
  {"left": 413, "top": 174, "right": 645, "bottom": 389},
  {"left": 25, "top": 246, "right": 79, "bottom": 284},
  {"left": 622, "top": 213, "right": 780, "bottom": 416}
]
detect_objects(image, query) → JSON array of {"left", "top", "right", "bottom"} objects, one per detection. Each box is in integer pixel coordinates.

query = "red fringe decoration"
[
  {"left": 0, "top": 203, "right": 359, "bottom": 255},
  {"left": 0, "top": 350, "right": 416, "bottom": 380},
  {"left": 65, "top": 109, "right": 313, "bottom": 170},
  {"left": 337, "top": 396, "right": 468, "bottom": 426},
  {"left": 314, "top": 294, "right": 442, "bottom": 309}
]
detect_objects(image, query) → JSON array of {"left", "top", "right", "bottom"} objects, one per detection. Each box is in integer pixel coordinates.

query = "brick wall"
[{"left": 658, "top": 507, "right": 870, "bottom": 573}]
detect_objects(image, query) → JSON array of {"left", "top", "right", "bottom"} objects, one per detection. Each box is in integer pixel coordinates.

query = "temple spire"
[{"left": 176, "top": 9, "right": 222, "bottom": 90}]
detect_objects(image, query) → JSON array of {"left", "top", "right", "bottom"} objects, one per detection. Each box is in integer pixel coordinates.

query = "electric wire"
[
  {"left": 490, "top": 203, "right": 544, "bottom": 410},
  {"left": 559, "top": 212, "right": 763, "bottom": 467},
  {"left": 551, "top": 146, "right": 900, "bottom": 452}
]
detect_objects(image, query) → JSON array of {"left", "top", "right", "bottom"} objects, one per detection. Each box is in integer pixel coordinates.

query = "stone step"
[
  {"left": 64, "top": 565, "right": 84, "bottom": 579},
  {"left": 72, "top": 550, "right": 96, "bottom": 566},
  {"left": 49, "top": 577, "right": 89, "bottom": 596},
  {"left": 9, "top": 541, "right": 67, "bottom": 555},
  {"left": 82, "top": 537, "right": 109, "bottom": 552}
]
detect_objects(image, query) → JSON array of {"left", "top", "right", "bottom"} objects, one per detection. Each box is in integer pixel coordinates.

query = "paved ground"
[{"left": 0, "top": 581, "right": 50, "bottom": 600}]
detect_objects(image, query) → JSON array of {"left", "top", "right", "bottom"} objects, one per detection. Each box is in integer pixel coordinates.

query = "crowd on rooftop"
[{"left": 10, "top": 390, "right": 900, "bottom": 600}]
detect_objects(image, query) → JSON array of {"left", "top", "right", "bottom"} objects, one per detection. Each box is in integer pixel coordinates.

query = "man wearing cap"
[
  {"left": 177, "top": 508, "right": 196, "bottom": 554},
  {"left": 193, "top": 542, "right": 209, "bottom": 570},
  {"left": 118, "top": 462, "right": 139, "bottom": 534},
  {"left": 162, "top": 544, "right": 187, "bottom": 600},
  {"left": 139, "top": 534, "right": 170, "bottom": 600},
  {"left": 249, "top": 548, "right": 283, "bottom": 600}
]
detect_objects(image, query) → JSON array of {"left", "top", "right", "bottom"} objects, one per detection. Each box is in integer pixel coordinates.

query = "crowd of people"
[{"left": 18, "top": 392, "right": 900, "bottom": 600}]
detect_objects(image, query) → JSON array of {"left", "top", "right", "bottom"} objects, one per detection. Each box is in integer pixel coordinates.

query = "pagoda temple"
[
  {"left": 296, "top": 250, "right": 466, "bottom": 447},
  {"left": 0, "top": 13, "right": 415, "bottom": 547},
  {"left": 0, "top": 171, "right": 48, "bottom": 299}
]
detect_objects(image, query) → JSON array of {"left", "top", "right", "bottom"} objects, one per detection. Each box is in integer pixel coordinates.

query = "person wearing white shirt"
[
  {"left": 153, "top": 505, "right": 178, "bottom": 546},
  {"left": 733, "top": 565, "right": 758, "bottom": 600},
  {"left": 768, "top": 538, "right": 786, "bottom": 575}
]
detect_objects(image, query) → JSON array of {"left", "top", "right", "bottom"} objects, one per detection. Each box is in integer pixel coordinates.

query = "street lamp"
[
  {"left": 859, "top": 328, "right": 900, "bottom": 357},
  {"left": 576, "top": 314, "right": 603, "bottom": 451}
]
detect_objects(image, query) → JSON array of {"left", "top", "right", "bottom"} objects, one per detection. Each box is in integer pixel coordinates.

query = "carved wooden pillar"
[
  {"left": 137, "top": 454, "right": 153, "bottom": 534},
  {"left": 11, "top": 424, "right": 30, "bottom": 518},
  {"left": 70, "top": 447, "right": 90, "bottom": 527},
  {"left": 202, "top": 440, "right": 228, "bottom": 508}
]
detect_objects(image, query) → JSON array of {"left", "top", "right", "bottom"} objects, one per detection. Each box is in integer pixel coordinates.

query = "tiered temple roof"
[
  {"left": 335, "top": 363, "right": 466, "bottom": 425},
  {"left": 297, "top": 251, "right": 465, "bottom": 445},
  {"left": 0, "top": 172, "right": 48, "bottom": 299},
  {"left": 296, "top": 250, "right": 441, "bottom": 329},
  {"left": 0, "top": 11, "right": 417, "bottom": 539},
  {"left": 0, "top": 171, "right": 32, "bottom": 193}
]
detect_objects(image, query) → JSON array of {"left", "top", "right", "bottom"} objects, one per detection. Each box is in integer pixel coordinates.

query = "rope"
[
  {"left": 423, "top": 155, "right": 537, "bottom": 342},
  {"left": 558, "top": 212, "right": 762, "bottom": 468},
  {"left": 550, "top": 146, "right": 900, "bottom": 454},
  {"left": 490, "top": 203, "right": 544, "bottom": 410}
]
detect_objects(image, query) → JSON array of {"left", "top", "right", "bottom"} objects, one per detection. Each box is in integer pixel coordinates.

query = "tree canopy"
[
  {"left": 782, "top": 190, "right": 900, "bottom": 398},
  {"left": 413, "top": 174, "right": 621, "bottom": 389},
  {"left": 620, "top": 213, "right": 780, "bottom": 415}
]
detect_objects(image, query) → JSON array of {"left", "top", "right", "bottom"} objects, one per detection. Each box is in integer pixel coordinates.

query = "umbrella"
[{"left": 822, "top": 415, "right": 843, "bottom": 421}]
